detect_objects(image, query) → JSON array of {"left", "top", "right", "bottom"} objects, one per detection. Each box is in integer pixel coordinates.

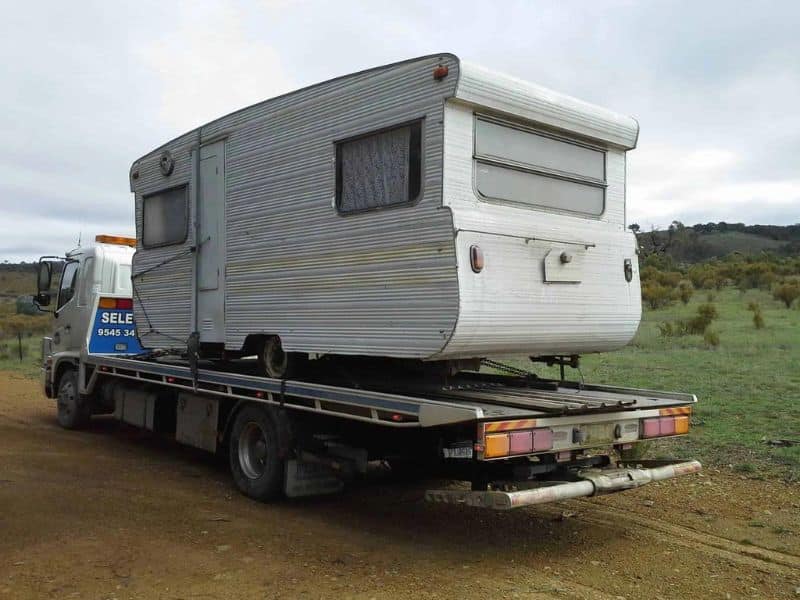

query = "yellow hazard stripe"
[
  {"left": 659, "top": 406, "right": 692, "bottom": 416},
  {"left": 484, "top": 419, "right": 538, "bottom": 433}
]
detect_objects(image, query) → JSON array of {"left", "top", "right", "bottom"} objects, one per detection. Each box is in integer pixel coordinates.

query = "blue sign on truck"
[{"left": 88, "top": 298, "right": 143, "bottom": 355}]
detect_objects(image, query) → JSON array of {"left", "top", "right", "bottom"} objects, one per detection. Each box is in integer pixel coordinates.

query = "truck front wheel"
[
  {"left": 56, "top": 369, "right": 90, "bottom": 430},
  {"left": 229, "top": 405, "right": 284, "bottom": 501}
]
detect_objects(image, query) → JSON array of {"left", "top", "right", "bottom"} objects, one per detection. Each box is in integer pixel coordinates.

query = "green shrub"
[
  {"left": 677, "top": 280, "right": 694, "bottom": 305},
  {"left": 697, "top": 303, "right": 718, "bottom": 321},
  {"left": 773, "top": 282, "right": 800, "bottom": 308},
  {"left": 747, "top": 301, "right": 765, "bottom": 329},
  {"left": 641, "top": 281, "right": 674, "bottom": 310},
  {"left": 703, "top": 329, "right": 720, "bottom": 348},
  {"left": 15, "top": 295, "right": 38, "bottom": 315},
  {"left": 659, "top": 302, "right": 718, "bottom": 337},
  {"left": 657, "top": 322, "right": 674, "bottom": 337}
]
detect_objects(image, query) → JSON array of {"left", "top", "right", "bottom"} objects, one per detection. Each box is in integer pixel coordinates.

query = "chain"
[{"left": 480, "top": 358, "right": 538, "bottom": 378}]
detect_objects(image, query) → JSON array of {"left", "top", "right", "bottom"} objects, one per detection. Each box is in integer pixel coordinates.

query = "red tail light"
[
  {"left": 98, "top": 297, "right": 133, "bottom": 310},
  {"left": 641, "top": 416, "right": 689, "bottom": 438}
]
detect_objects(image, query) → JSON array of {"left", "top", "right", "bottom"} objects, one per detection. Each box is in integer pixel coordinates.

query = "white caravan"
[{"left": 129, "top": 54, "right": 640, "bottom": 376}]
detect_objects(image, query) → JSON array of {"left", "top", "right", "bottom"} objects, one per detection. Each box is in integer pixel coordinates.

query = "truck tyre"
[
  {"left": 258, "top": 336, "right": 305, "bottom": 379},
  {"left": 56, "top": 369, "right": 90, "bottom": 430},
  {"left": 229, "top": 405, "right": 284, "bottom": 501}
]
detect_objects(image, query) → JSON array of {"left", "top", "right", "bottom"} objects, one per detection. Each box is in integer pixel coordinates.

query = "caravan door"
[{"left": 196, "top": 141, "right": 226, "bottom": 343}]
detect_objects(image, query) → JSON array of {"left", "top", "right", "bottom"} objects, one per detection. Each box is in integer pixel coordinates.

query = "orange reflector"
[
  {"left": 659, "top": 406, "right": 692, "bottom": 416},
  {"left": 98, "top": 297, "right": 117, "bottom": 309},
  {"left": 674, "top": 415, "right": 690, "bottom": 435},
  {"left": 433, "top": 65, "right": 449, "bottom": 80},
  {"left": 95, "top": 234, "right": 136, "bottom": 247},
  {"left": 484, "top": 433, "right": 510, "bottom": 458}
]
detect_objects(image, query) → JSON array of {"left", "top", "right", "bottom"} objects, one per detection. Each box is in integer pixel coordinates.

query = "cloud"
[{"left": 135, "top": 3, "right": 295, "bottom": 133}]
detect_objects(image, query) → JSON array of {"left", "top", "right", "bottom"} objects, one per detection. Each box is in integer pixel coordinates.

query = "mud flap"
[{"left": 284, "top": 459, "right": 344, "bottom": 498}]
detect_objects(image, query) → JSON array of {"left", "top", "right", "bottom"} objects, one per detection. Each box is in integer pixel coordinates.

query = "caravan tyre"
[
  {"left": 56, "top": 369, "right": 90, "bottom": 430},
  {"left": 258, "top": 336, "right": 306, "bottom": 379},
  {"left": 229, "top": 405, "right": 284, "bottom": 501}
]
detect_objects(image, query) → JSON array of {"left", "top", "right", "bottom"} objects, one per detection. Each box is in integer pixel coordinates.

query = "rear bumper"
[{"left": 425, "top": 459, "right": 701, "bottom": 510}]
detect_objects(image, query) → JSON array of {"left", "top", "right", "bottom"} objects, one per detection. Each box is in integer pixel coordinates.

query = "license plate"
[{"left": 443, "top": 445, "right": 473, "bottom": 459}]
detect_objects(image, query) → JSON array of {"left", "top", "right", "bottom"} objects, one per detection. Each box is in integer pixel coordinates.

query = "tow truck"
[{"left": 35, "top": 235, "right": 700, "bottom": 509}]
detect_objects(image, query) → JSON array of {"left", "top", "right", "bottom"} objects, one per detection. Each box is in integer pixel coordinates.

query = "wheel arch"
[{"left": 53, "top": 356, "right": 80, "bottom": 393}]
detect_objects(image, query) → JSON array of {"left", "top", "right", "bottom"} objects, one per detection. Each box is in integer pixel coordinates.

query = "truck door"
[
  {"left": 196, "top": 140, "right": 226, "bottom": 343},
  {"left": 53, "top": 260, "right": 81, "bottom": 353}
]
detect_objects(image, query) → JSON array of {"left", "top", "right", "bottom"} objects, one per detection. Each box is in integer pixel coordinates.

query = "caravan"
[{"left": 130, "top": 53, "right": 640, "bottom": 376}]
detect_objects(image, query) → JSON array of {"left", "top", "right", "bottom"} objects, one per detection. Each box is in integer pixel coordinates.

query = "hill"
[{"left": 633, "top": 221, "right": 800, "bottom": 264}]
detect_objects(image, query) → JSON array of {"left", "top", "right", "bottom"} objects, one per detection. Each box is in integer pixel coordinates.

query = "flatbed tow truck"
[{"left": 36, "top": 236, "right": 700, "bottom": 510}]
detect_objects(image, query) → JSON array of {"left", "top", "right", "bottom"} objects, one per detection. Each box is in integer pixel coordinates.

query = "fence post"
[{"left": 18, "top": 332, "right": 23, "bottom": 361}]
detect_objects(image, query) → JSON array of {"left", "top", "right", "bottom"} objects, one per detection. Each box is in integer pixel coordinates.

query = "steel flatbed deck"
[{"left": 84, "top": 355, "right": 696, "bottom": 429}]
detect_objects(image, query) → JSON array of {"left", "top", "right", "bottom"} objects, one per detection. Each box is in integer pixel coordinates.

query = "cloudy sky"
[{"left": 1, "top": 0, "right": 798, "bottom": 261}]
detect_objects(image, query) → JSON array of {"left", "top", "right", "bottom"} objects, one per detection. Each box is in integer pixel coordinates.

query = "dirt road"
[{"left": 1, "top": 371, "right": 798, "bottom": 599}]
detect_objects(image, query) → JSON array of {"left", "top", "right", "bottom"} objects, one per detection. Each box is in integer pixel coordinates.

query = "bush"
[
  {"left": 703, "top": 329, "right": 720, "bottom": 348},
  {"left": 15, "top": 295, "right": 38, "bottom": 315},
  {"left": 677, "top": 280, "right": 694, "bottom": 304},
  {"left": 641, "top": 281, "right": 674, "bottom": 310},
  {"left": 658, "top": 302, "right": 718, "bottom": 337},
  {"left": 773, "top": 282, "right": 800, "bottom": 308}
]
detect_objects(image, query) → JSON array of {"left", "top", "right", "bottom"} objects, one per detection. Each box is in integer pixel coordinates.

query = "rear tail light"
[
  {"left": 98, "top": 297, "right": 133, "bottom": 309},
  {"left": 484, "top": 427, "right": 553, "bottom": 458},
  {"left": 641, "top": 415, "right": 689, "bottom": 439}
]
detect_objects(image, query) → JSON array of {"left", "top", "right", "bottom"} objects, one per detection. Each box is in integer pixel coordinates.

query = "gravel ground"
[{"left": 1, "top": 370, "right": 798, "bottom": 599}]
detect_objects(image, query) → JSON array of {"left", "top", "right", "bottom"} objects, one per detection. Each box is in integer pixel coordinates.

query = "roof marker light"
[{"left": 95, "top": 235, "right": 136, "bottom": 247}]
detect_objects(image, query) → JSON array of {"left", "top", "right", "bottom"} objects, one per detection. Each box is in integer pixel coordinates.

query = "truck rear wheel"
[
  {"left": 56, "top": 369, "right": 90, "bottom": 430},
  {"left": 229, "top": 405, "right": 284, "bottom": 501}
]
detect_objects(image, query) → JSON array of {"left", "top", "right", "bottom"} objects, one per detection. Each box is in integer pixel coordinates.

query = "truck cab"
[{"left": 36, "top": 235, "right": 142, "bottom": 426}]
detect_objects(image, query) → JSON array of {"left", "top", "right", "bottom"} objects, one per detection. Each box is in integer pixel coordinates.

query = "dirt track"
[{"left": 1, "top": 371, "right": 798, "bottom": 599}]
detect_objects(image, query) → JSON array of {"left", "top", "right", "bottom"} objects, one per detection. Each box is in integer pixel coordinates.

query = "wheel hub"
[{"left": 238, "top": 422, "right": 269, "bottom": 480}]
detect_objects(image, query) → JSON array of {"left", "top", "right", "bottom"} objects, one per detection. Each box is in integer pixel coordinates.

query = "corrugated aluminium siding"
[
  {"left": 131, "top": 54, "right": 461, "bottom": 357},
  {"left": 131, "top": 130, "right": 198, "bottom": 348}
]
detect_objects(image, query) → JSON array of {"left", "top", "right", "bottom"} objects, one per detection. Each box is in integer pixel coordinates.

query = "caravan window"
[
  {"left": 142, "top": 185, "right": 188, "bottom": 248},
  {"left": 474, "top": 117, "right": 606, "bottom": 216},
  {"left": 336, "top": 121, "right": 422, "bottom": 213}
]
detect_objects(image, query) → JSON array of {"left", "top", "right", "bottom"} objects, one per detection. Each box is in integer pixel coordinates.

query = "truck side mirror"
[
  {"left": 35, "top": 292, "right": 51, "bottom": 307},
  {"left": 34, "top": 259, "right": 55, "bottom": 312},
  {"left": 37, "top": 260, "right": 52, "bottom": 293}
]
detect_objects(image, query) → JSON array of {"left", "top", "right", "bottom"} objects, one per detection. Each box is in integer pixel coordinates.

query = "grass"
[
  {"left": 0, "top": 333, "right": 45, "bottom": 379},
  {"left": 505, "top": 288, "right": 800, "bottom": 481}
]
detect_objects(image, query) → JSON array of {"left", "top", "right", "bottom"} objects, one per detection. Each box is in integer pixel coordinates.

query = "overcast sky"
[{"left": 1, "top": 0, "right": 798, "bottom": 261}]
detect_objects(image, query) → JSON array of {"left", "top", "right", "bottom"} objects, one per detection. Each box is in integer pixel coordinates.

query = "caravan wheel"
[{"left": 258, "top": 336, "right": 305, "bottom": 379}]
